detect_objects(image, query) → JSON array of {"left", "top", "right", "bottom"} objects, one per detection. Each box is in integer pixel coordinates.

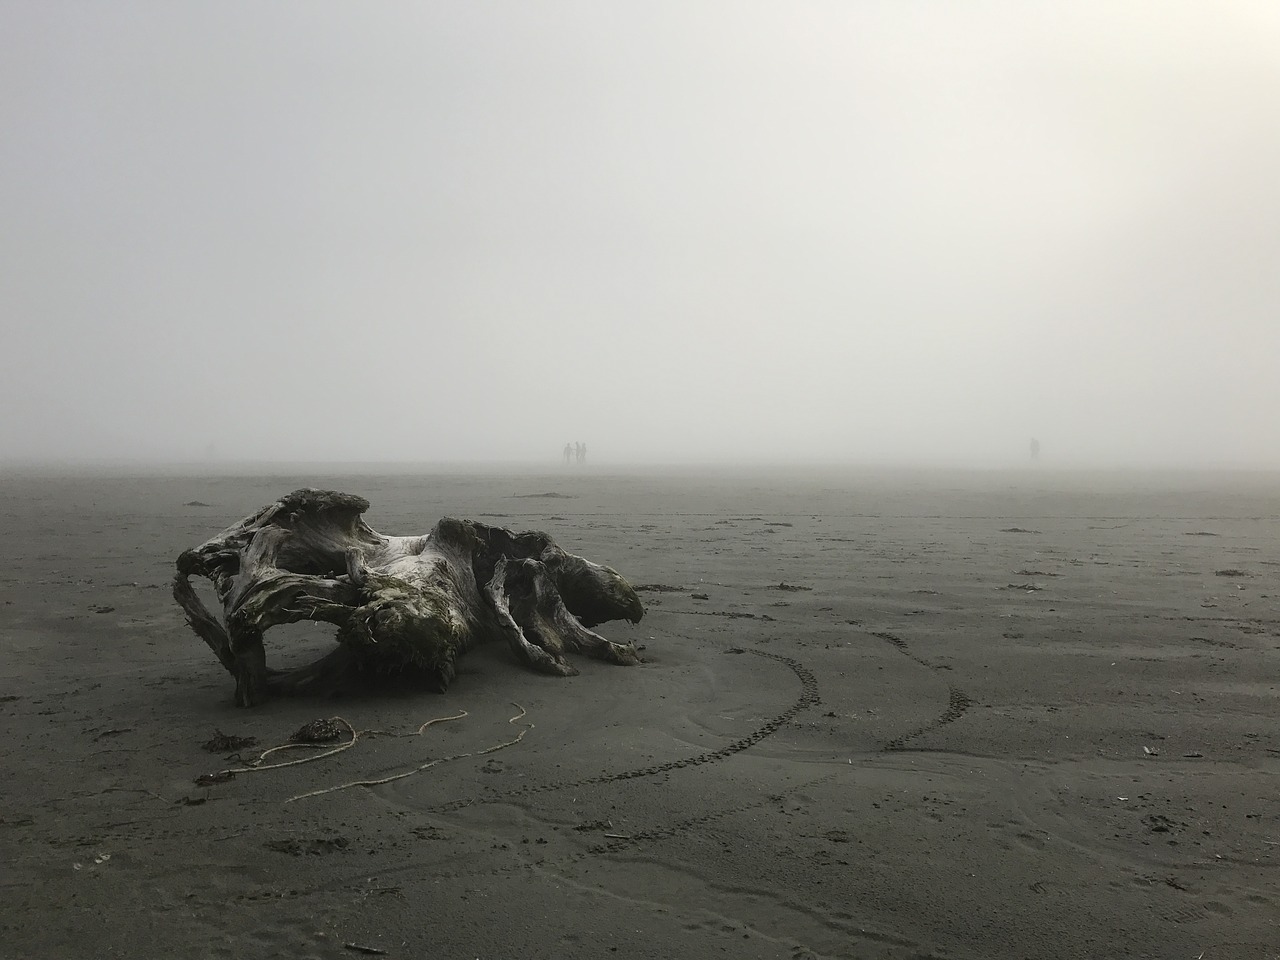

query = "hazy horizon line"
[{"left": 5, "top": 456, "right": 1280, "bottom": 477}]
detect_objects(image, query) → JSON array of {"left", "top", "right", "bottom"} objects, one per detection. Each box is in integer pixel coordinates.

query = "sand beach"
[{"left": 2, "top": 467, "right": 1277, "bottom": 959}]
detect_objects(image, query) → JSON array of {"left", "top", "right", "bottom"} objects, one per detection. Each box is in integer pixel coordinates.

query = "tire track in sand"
[
  {"left": 427, "top": 649, "right": 820, "bottom": 813},
  {"left": 870, "top": 631, "right": 974, "bottom": 752}
]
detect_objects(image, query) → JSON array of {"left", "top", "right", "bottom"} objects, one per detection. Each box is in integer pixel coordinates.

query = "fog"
[{"left": 3, "top": 3, "right": 1279, "bottom": 468}]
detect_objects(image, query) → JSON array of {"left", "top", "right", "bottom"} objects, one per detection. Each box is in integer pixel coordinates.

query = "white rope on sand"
[
  {"left": 254, "top": 740, "right": 338, "bottom": 763},
  {"left": 418, "top": 710, "right": 468, "bottom": 734},
  {"left": 216, "top": 717, "right": 360, "bottom": 776},
  {"left": 286, "top": 703, "right": 531, "bottom": 803},
  {"left": 478, "top": 703, "right": 532, "bottom": 755},
  {"left": 223, "top": 710, "right": 470, "bottom": 776}
]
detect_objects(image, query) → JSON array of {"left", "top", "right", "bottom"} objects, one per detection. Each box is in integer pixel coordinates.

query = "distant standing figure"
[
  {"left": 580, "top": 442, "right": 587, "bottom": 465},
  {"left": 574, "top": 441, "right": 583, "bottom": 464},
  {"left": 563, "top": 442, "right": 572, "bottom": 465},
  {"left": 1030, "top": 438, "right": 1041, "bottom": 461}
]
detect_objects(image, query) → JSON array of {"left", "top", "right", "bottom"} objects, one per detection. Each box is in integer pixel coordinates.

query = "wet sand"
[{"left": 2, "top": 467, "right": 1278, "bottom": 959}]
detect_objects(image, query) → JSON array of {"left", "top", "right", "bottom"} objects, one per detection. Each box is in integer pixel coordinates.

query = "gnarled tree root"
[{"left": 173, "top": 489, "right": 645, "bottom": 706}]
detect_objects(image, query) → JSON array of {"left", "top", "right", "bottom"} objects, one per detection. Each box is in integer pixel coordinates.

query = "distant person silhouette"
[
  {"left": 574, "top": 441, "right": 583, "bottom": 464},
  {"left": 1030, "top": 438, "right": 1041, "bottom": 461},
  {"left": 580, "top": 442, "right": 587, "bottom": 465},
  {"left": 563, "top": 442, "right": 572, "bottom": 465}
]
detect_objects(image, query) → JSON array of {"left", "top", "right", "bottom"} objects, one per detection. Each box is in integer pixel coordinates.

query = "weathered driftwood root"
[{"left": 173, "top": 489, "right": 645, "bottom": 706}]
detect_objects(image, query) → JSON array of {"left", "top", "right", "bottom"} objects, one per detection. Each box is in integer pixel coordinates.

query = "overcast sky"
[{"left": 3, "top": 2, "right": 1278, "bottom": 467}]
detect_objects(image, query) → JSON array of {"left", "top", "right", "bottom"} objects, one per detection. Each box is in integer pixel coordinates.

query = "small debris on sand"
[
  {"left": 1214, "top": 569, "right": 1249, "bottom": 577},
  {"left": 773, "top": 582, "right": 812, "bottom": 592},
  {"left": 193, "top": 770, "right": 236, "bottom": 787},
  {"left": 511, "top": 492, "right": 575, "bottom": 499},
  {"left": 709, "top": 610, "right": 775, "bottom": 620},
  {"left": 635, "top": 583, "right": 683, "bottom": 593},
  {"left": 1000, "top": 527, "right": 1041, "bottom": 534},
  {"left": 94, "top": 728, "right": 132, "bottom": 740},
  {"left": 202, "top": 730, "right": 258, "bottom": 752},
  {"left": 264, "top": 836, "right": 350, "bottom": 857},
  {"left": 290, "top": 719, "right": 344, "bottom": 744},
  {"left": 183, "top": 500, "right": 211, "bottom": 507}
]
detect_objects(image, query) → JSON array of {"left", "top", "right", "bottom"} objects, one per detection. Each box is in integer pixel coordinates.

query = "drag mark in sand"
[
  {"left": 871, "top": 631, "right": 974, "bottom": 752},
  {"left": 428, "top": 649, "right": 820, "bottom": 813}
]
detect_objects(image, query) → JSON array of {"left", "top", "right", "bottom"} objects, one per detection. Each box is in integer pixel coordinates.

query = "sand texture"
[{"left": 2, "top": 469, "right": 1278, "bottom": 959}]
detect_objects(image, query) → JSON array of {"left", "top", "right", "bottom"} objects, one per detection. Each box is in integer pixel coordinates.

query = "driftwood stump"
[{"left": 173, "top": 489, "right": 645, "bottom": 706}]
